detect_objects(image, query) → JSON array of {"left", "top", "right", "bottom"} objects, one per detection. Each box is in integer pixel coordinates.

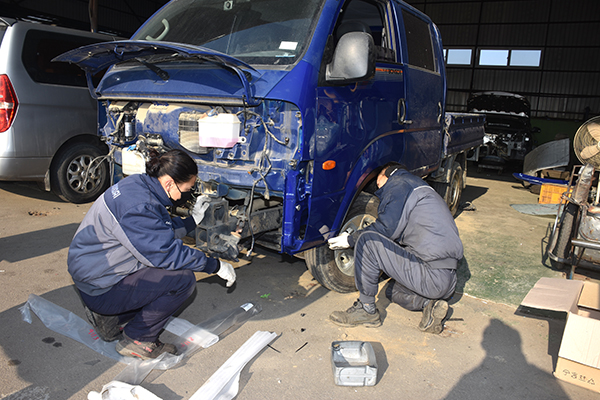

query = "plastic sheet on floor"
[
  {"left": 20, "top": 293, "right": 262, "bottom": 384},
  {"left": 510, "top": 203, "right": 559, "bottom": 215},
  {"left": 189, "top": 331, "right": 277, "bottom": 400},
  {"left": 87, "top": 381, "right": 163, "bottom": 400}
]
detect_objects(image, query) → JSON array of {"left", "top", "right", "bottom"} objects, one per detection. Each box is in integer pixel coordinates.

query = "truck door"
[
  {"left": 310, "top": 0, "right": 404, "bottom": 232},
  {"left": 395, "top": 5, "right": 444, "bottom": 175}
]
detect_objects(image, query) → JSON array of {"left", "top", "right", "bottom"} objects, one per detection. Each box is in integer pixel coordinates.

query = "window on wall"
[
  {"left": 479, "top": 49, "right": 509, "bottom": 66},
  {"left": 478, "top": 49, "right": 542, "bottom": 67},
  {"left": 509, "top": 50, "right": 542, "bottom": 67},
  {"left": 444, "top": 48, "right": 472, "bottom": 65}
]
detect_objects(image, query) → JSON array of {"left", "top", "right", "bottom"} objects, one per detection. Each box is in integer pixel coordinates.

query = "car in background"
[
  {"left": 467, "top": 91, "right": 539, "bottom": 168},
  {"left": 0, "top": 17, "right": 118, "bottom": 203}
]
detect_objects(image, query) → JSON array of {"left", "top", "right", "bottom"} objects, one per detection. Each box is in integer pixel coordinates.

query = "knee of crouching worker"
[{"left": 179, "top": 270, "right": 197, "bottom": 296}]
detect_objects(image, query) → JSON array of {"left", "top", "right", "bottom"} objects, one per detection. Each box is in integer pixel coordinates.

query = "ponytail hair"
[{"left": 146, "top": 149, "right": 198, "bottom": 183}]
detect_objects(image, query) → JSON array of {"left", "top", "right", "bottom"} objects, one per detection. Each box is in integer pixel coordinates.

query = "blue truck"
[{"left": 56, "top": 0, "right": 484, "bottom": 293}]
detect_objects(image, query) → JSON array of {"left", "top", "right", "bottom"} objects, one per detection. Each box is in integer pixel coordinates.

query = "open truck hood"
[
  {"left": 53, "top": 40, "right": 264, "bottom": 105},
  {"left": 467, "top": 91, "right": 531, "bottom": 118}
]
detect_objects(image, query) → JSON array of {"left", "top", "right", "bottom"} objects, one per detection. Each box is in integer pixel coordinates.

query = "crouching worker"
[
  {"left": 67, "top": 149, "right": 236, "bottom": 359},
  {"left": 328, "top": 162, "right": 463, "bottom": 334}
]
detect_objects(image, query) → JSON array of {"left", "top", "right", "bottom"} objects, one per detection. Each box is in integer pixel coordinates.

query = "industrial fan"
[{"left": 574, "top": 116, "right": 600, "bottom": 168}]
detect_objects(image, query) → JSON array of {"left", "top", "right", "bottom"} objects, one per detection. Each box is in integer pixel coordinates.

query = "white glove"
[
  {"left": 217, "top": 260, "right": 236, "bottom": 287},
  {"left": 191, "top": 195, "right": 211, "bottom": 225},
  {"left": 328, "top": 232, "right": 350, "bottom": 250}
]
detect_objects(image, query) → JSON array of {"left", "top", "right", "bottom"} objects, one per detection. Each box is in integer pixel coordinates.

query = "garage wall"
[
  {"left": 0, "top": 0, "right": 168, "bottom": 37},
  {"left": 2, "top": 0, "right": 597, "bottom": 122},
  {"left": 406, "top": 0, "right": 600, "bottom": 121}
]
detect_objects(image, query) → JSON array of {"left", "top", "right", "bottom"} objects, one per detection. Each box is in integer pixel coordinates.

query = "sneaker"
[
  {"left": 419, "top": 299, "right": 448, "bottom": 334},
  {"left": 84, "top": 305, "right": 122, "bottom": 342},
  {"left": 329, "top": 300, "right": 382, "bottom": 328},
  {"left": 115, "top": 332, "right": 178, "bottom": 360}
]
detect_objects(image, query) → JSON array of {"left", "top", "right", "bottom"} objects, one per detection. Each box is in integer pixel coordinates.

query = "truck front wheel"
[{"left": 305, "top": 192, "right": 379, "bottom": 293}]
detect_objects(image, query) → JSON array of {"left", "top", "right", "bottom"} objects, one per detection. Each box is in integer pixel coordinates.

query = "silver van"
[{"left": 0, "top": 17, "right": 118, "bottom": 203}]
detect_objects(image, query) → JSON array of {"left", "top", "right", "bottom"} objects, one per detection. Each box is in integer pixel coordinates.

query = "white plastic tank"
[
  {"left": 198, "top": 113, "right": 241, "bottom": 148},
  {"left": 122, "top": 147, "right": 146, "bottom": 175}
]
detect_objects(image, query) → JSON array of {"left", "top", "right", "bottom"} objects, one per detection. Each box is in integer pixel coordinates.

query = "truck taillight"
[{"left": 0, "top": 75, "right": 18, "bottom": 133}]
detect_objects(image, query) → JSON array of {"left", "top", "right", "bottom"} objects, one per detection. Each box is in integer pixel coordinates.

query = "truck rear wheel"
[
  {"left": 305, "top": 192, "right": 379, "bottom": 293},
  {"left": 431, "top": 161, "right": 463, "bottom": 217},
  {"left": 51, "top": 143, "right": 110, "bottom": 204}
]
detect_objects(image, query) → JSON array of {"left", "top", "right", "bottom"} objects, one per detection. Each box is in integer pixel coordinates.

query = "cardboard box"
[
  {"left": 521, "top": 278, "right": 600, "bottom": 393},
  {"left": 538, "top": 183, "right": 570, "bottom": 204},
  {"left": 540, "top": 169, "right": 571, "bottom": 181}
]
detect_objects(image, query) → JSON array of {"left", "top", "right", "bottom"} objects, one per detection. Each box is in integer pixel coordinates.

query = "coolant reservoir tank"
[
  {"left": 198, "top": 113, "right": 241, "bottom": 148},
  {"left": 122, "top": 146, "right": 146, "bottom": 175}
]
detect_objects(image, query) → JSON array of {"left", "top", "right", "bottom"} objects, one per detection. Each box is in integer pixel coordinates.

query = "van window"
[
  {"left": 21, "top": 30, "right": 105, "bottom": 87},
  {"left": 336, "top": 0, "right": 395, "bottom": 62},
  {"left": 0, "top": 24, "right": 7, "bottom": 43},
  {"left": 402, "top": 10, "right": 435, "bottom": 71}
]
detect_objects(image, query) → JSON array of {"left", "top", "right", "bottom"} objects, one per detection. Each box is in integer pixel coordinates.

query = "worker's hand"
[
  {"left": 217, "top": 260, "right": 236, "bottom": 287},
  {"left": 328, "top": 232, "right": 350, "bottom": 250},
  {"left": 191, "top": 195, "right": 211, "bottom": 225}
]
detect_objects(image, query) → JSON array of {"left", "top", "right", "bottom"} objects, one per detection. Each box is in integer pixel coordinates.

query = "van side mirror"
[{"left": 326, "top": 32, "right": 375, "bottom": 83}]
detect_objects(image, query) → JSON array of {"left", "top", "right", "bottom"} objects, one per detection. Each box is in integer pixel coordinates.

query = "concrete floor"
[{"left": 0, "top": 169, "right": 597, "bottom": 400}]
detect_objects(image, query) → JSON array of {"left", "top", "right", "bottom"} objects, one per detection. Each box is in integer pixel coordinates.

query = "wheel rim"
[
  {"left": 334, "top": 214, "right": 377, "bottom": 277},
  {"left": 67, "top": 154, "right": 101, "bottom": 194},
  {"left": 449, "top": 170, "right": 462, "bottom": 211}
]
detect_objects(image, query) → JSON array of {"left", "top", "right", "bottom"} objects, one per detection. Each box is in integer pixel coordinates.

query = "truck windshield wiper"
[{"left": 134, "top": 57, "right": 169, "bottom": 81}]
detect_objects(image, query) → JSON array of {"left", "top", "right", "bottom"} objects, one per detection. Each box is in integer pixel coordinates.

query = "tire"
[
  {"left": 51, "top": 143, "right": 110, "bottom": 204},
  {"left": 305, "top": 192, "right": 379, "bottom": 293},
  {"left": 548, "top": 202, "right": 577, "bottom": 271},
  {"left": 430, "top": 161, "right": 463, "bottom": 217}
]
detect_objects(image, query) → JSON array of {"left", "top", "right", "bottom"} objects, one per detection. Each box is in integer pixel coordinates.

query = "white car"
[{"left": 0, "top": 17, "right": 118, "bottom": 203}]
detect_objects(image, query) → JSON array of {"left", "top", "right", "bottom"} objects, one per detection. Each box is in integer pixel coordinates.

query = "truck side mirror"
[{"left": 326, "top": 32, "right": 375, "bottom": 83}]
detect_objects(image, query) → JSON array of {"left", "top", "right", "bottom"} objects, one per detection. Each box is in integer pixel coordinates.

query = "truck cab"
[{"left": 56, "top": 0, "right": 483, "bottom": 292}]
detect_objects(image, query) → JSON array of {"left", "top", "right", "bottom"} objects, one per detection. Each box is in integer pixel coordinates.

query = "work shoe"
[
  {"left": 84, "top": 305, "right": 122, "bottom": 342},
  {"left": 329, "top": 300, "right": 382, "bottom": 328},
  {"left": 419, "top": 299, "right": 449, "bottom": 334},
  {"left": 115, "top": 332, "right": 178, "bottom": 360}
]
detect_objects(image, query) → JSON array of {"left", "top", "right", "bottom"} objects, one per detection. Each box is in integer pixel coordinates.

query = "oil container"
[{"left": 331, "top": 341, "right": 378, "bottom": 386}]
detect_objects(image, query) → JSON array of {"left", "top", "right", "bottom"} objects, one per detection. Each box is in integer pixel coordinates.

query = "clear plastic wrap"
[
  {"left": 21, "top": 294, "right": 262, "bottom": 384},
  {"left": 189, "top": 331, "right": 277, "bottom": 400}
]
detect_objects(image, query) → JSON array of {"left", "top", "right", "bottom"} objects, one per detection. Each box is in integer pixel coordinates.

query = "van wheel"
[
  {"left": 431, "top": 161, "right": 463, "bottom": 217},
  {"left": 51, "top": 143, "right": 109, "bottom": 204},
  {"left": 305, "top": 193, "right": 379, "bottom": 293}
]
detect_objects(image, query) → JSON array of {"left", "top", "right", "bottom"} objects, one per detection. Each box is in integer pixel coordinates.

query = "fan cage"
[{"left": 574, "top": 117, "right": 600, "bottom": 168}]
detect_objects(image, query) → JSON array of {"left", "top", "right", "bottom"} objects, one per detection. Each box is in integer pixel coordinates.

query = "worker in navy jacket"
[
  {"left": 68, "top": 149, "right": 236, "bottom": 359},
  {"left": 328, "top": 162, "right": 463, "bottom": 334}
]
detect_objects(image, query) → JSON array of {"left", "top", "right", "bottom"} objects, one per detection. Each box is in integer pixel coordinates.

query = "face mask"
[{"left": 170, "top": 190, "right": 193, "bottom": 207}]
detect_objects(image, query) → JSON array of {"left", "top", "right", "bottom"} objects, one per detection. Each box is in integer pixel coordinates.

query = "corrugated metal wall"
[
  {"left": 0, "top": 0, "right": 168, "bottom": 36},
  {"left": 407, "top": 0, "right": 600, "bottom": 120},
  {"left": 2, "top": 0, "right": 598, "bottom": 121}
]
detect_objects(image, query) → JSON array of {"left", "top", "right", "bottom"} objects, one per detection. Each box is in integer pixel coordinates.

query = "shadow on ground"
[{"left": 443, "top": 318, "right": 569, "bottom": 399}]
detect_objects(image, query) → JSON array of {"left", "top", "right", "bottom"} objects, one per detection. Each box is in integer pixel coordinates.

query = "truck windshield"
[{"left": 133, "top": 0, "right": 324, "bottom": 66}]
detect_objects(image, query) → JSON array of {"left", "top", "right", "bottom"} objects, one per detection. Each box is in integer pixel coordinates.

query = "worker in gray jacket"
[{"left": 328, "top": 162, "right": 463, "bottom": 333}]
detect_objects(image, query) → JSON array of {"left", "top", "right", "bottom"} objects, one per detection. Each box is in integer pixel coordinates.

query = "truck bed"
[{"left": 445, "top": 112, "right": 485, "bottom": 156}]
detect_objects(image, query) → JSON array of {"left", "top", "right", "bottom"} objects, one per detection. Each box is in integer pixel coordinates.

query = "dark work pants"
[
  {"left": 80, "top": 267, "right": 196, "bottom": 342},
  {"left": 354, "top": 231, "right": 457, "bottom": 311}
]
